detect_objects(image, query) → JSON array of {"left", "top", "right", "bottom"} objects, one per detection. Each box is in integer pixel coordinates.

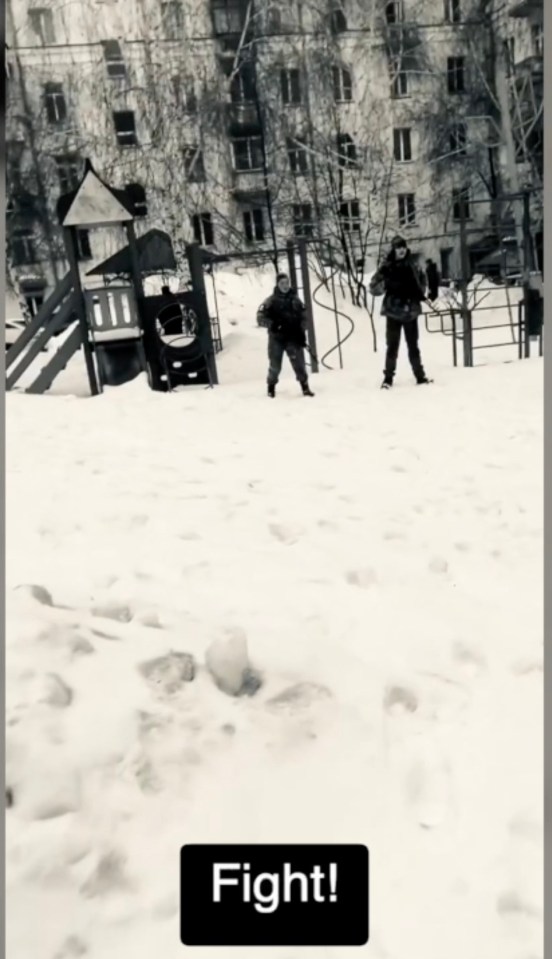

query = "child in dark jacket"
[
  {"left": 263, "top": 273, "right": 315, "bottom": 398},
  {"left": 370, "top": 236, "right": 432, "bottom": 389}
]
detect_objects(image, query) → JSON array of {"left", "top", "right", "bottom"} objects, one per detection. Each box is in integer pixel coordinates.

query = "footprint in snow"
[
  {"left": 91, "top": 602, "right": 133, "bottom": 623},
  {"left": 451, "top": 640, "right": 486, "bottom": 678},
  {"left": 345, "top": 568, "right": 378, "bottom": 589},
  {"left": 383, "top": 685, "right": 419, "bottom": 715},
  {"left": 268, "top": 523, "right": 302, "bottom": 545},
  {"left": 266, "top": 682, "right": 332, "bottom": 713},
  {"left": 138, "top": 651, "right": 196, "bottom": 697}
]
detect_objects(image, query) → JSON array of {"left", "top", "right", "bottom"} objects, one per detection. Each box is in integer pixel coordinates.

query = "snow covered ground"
[{"left": 6, "top": 267, "right": 543, "bottom": 959}]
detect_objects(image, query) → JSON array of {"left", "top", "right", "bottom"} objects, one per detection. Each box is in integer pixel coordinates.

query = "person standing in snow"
[
  {"left": 425, "top": 259, "right": 440, "bottom": 303},
  {"left": 264, "top": 273, "right": 315, "bottom": 398},
  {"left": 369, "top": 236, "right": 432, "bottom": 390}
]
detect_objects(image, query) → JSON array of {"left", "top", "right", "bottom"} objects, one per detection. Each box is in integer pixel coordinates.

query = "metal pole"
[
  {"left": 297, "top": 238, "right": 319, "bottom": 374},
  {"left": 286, "top": 240, "right": 299, "bottom": 290},
  {"left": 458, "top": 199, "right": 473, "bottom": 367},
  {"left": 328, "top": 240, "right": 343, "bottom": 370},
  {"left": 451, "top": 311, "right": 457, "bottom": 367},
  {"left": 186, "top": 243, "right": 219, "bottom": 386},
  {"left": 123, "top": 220, "right": 148, "bottom": 374},
  {"left": 63, "top": 226, "right": 100, "bottom": 396},
  {"left": 522, "top": 191, "right": 532, "bottom": 359}
]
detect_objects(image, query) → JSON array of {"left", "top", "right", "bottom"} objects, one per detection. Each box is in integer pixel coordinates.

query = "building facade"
[{"left": 5, "top": 0, "right": 542, "bottom": 310}]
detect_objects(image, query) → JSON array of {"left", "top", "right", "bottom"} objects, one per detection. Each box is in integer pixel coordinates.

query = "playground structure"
[
  {"left": 423, "top": 191, "right": 544, "bottom": 367},
  {"left": 5, "top": 168, "right": 544, "bottom": 394},
  {"left": 5, "top": 160, "right": 219, "bottom": 396}
]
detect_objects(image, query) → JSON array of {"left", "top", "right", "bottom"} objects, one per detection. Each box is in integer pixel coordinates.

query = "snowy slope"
[{"left": 6, "top": 268, "right": 543, "bottom": 959}]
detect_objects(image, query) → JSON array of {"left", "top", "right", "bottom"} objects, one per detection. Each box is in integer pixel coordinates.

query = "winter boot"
[
  {"left": 301, "top": 381, "right": 315, "bottom": 397},
  {"left": 267, "top": 384, "right": 276, "bottom": 398},
  {"left": 416, "top": 376, "right": 433, "bottom": 385},
  {"left": 381, "top": 377, "right": 393, "bottom": 390}
]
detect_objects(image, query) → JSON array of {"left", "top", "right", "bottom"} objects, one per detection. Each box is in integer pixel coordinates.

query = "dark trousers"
[
  {"left": 267, "top": 334, "right": 307, "bottom": 386},
  {"left": 384, "top": 318, "right": 426, "bottom": 382}
]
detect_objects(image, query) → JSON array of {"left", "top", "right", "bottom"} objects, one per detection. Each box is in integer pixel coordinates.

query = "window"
[
  {"left": 54, "top": 154, "right": 81, "bottom": 193},
  {"left": 385, "top": 1, "right": 403, "bottom": 23},
  {"left": 125, "top": 183, "right": 148, "bottom": 217},
  {"left": 332, "top": 66, "right": 353, "bottom": 101},
  {"left": 76, "top": 229, "right": 92, "bottom": 261},
  {"left": 192, "top": 212, "right": 214, "bottom": 246},
  {"left": 161, "top": 2, "right": 183, "bottom": 39},
  {"left": 449, "top": 121, "right": 467, "bottom": 155},
  {"left": 230, "top": 63, "right": 256, "bottom": 103},
  {"left": 444, "top": 0, "right": 461, "bottom": 22},
  {"left": 337, "top": 133, "right": 357, "bottom": 167},
  {"left": 212, "top": 0, "right": 245, "bottom": 35},
  {"left": 447, "top": 56, "right": 465, "bottom": 93},
  {"left": 113, "top": 110, "right": 137, "bottom": 147},
  {"left": 266, "top": 8, "right": 282, "bottom": 32},
  {"left": 440, "top": 247, "right": 452, "bottom": 280},
  {"left": 44, "top": 83, "right": 67, "bottom": 124},
  {"left": 329, "top": 4, "right": 347, "bottom": 32},
  {"left": 339, "top": 200, "right": 361, "bottom": 232},
  {"left": 29, "top": 8, "right": 55, "bottom": 44},
  {"left": 232, "top": 135, "right": 264, "bottom": 171},
  {"left": 11, "top": 228, "right": 36, "bottom": 266},
  {"left": 452, "top": 187, "right": 470, "bottom": 220},
  {"left": 398, "top": 193, "right": 416, "bottom": 226},
  {"left": 172, "top": 77, "right": 197, "bottom": 113},
  {"left": 287, "top": 137, "right": 309, "bottom": 175},
  {"left": 102, "top": 40, "right": 126, "bottom": 79},
  {"left": 281, "top": 68, "right": 301, "bottom": 104},
  {"left": 531, "top": 23, "right": 543, "bottom": 57},
  {"left": 292, "top": 203, "right": 314, "bottom": 237},
  {"left": 243, "top": 208, "right": 265, "bottom": 242},
  {"left": 183, "top": 146, "right": 206, "bottom": 182},
  {"left": 393, "top": 127, "right": 412, "bottom": 161},
  {"left": 391, "top": 63, "right": 408, "bottom": 97}
]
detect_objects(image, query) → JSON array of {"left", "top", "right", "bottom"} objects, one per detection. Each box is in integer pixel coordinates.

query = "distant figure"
[
  {"left": 263, "top": 273, "right": 314, "bottom": 398},
  {"left": 425, "top": 259, "right": 440, "bottom": 302},
  {"left": 369, "top": 236, "right": 432, "bottom": 389},
  {"left": 159, "top": 285, "right": 192, "bottom": 336}
]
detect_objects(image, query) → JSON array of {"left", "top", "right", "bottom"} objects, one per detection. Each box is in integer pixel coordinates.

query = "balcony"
[
  {"left": 211, "top": 0, "right": 249, "bottom": 37},
  {"left": 509, "top": 0, "right": 542, "bottom": 18},
  {"left": 227, "top": 102, "right": 260, "bottom": 135}
]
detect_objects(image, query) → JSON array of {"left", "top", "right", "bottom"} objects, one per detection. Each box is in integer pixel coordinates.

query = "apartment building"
[{"left": 6, "top": 0, "right": 517, "bottom": 308}]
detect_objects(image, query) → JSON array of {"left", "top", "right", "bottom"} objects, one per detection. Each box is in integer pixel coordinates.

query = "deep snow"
[{"left": 6, "top": 267, "right": 543, "bottom": 959}]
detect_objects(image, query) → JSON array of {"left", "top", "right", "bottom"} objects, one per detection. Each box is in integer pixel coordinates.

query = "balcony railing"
[{"left": 509, "top": 0, "right": 542, "bottom": 18}]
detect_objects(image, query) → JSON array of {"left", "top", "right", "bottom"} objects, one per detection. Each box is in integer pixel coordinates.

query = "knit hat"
[
  {"left": 391, "top": 235, "right": 407, "bottom": 249},
  {"left": 276, "top": 272, "right": 289, "bottom": 283}
]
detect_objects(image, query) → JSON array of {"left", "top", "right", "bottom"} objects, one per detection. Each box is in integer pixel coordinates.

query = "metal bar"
[
  {"left": 5, "top": 272, "right": 73, "bottom": 369},
  {"left": 328, "top": 240, "right": 343, "bottom": 370},
  {"left": 186, "top": 242, "right": 219, "bottom": 386},
  {"left": 472, "top": 340, "right": 525, "bottom": 350},
  {"left": 286, "top": 240, "right": 299, "bottom": 290},
  {"left": 452, "top": 311, "right": 458, "bottom": 367},
  {"left": 297, "top": 238, "right": 319, "bottom": 375},
  {"left": 458, "top": 199, "right": 473, "bottom": 367},
  {"left": 6, "top": 291, "right": 80, "bottom": 390},
  {"left": 63, "top": 227, "right": 100, "bottom": 396},
  {"left": 26, "top": 324, "right": 83, "bottom": 395}
]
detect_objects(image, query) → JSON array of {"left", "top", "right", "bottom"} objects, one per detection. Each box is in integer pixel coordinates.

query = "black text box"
[{"left": 180, "top": 844, "right": 369, "bottom": 946}]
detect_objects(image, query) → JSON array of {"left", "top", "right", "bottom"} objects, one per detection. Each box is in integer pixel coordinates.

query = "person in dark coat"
[
  {"left": 264, "top": 273, "right": 315, "bottom": 398},
  {"left": 425, "top": 259, "right": 440, "bottom": 302},
  {"left": 159, "top": 285, "right": 193, "bottom": 336},
  {"left": 369, "top": 236, "right": 432, "bottom": 389}
]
